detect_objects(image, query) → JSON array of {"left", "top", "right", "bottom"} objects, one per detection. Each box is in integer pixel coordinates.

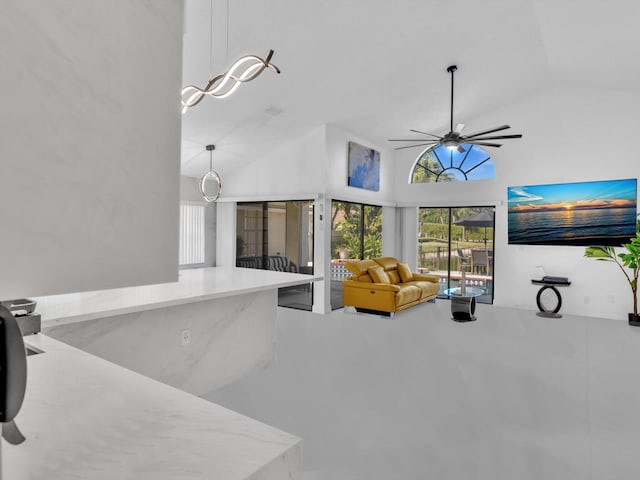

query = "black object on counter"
[
  {"left": 0, "top": 298, "right": 41, "bottom": 336},
  {"left": 0, "top": 304, "right": 27, "bottom": 444},
  {"left": 0, "top": 298, "right": 37, "bottom": 316}
]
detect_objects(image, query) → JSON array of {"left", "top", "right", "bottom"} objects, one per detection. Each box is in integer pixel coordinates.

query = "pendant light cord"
[
  {"left": 226, "top": 0, "right": 229, "bottom": 63},
  {"left": 206, "top": 144, "right": 215, "bottom": 172},
  {"left": 209, "top": 0, "right": 214, "bottom": 78},
  {"left": 449, "top": 67, "right": 455, "bottom": 132}
]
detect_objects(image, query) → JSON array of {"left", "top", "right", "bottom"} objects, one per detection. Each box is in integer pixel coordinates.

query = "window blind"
[{"left": 179, "top": 203, "right": 205, "bottom": 265}]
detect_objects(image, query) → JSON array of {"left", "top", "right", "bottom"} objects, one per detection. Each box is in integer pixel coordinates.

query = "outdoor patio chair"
[
  {"left": 471, "top": 249, "right": 490, "bottom": 275},
  {"left": 457, "top": 248, "right": 472, "bottom": 272}
]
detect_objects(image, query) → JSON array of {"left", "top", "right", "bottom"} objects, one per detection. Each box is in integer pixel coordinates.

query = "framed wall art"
[{"left": 347, "top": 141, "right": 380, "bottom": 192}]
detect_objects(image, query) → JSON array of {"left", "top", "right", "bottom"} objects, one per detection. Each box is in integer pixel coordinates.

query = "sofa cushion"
[
  {"left": 413, "top": 272, "right": 440, "bottom": 283},
  {"left": 395, "top": 285, "right": 421, "bottom": 306},
  {"left": 375, "top": 257, "right": 399, "bottom": 271},
  {"left": 404, "top": 280, "right": 439, "bottom": 299},
  {"left": 368, "top": 265, "right": 391, "bottom": 284},
  {"left": 345, "top": 259, "right": 378, "bottom": 276},
  {"left": 397, "top": 262, "right": 413, "bottom": 283},
  {"left": 387, "top": 270, "right": 401, "bottom": 284}
]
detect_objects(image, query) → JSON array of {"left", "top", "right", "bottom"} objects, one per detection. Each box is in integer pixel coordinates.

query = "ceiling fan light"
[{"left": 444, "top": 139, "right": 459, "bottom": 150}]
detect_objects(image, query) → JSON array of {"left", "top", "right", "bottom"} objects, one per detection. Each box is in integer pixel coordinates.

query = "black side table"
[
  {"left": 444, "top": 287, "right": 484, "bottom": 322},
  {"left": 531, "top": 278, "right": 571, "bottom": 318}
]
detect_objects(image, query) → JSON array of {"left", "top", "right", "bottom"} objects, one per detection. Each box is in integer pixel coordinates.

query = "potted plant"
[{"left": 584, "top": 220, "right": 640, "bottom": 325}]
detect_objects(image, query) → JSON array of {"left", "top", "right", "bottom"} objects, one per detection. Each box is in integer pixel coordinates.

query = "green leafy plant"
[{"left": 584, "top": 220, "right": 640, "bottom": 316}]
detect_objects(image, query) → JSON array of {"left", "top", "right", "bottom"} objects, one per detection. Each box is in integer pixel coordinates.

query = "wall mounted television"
[
  {"left": 508, "top": 178, "right": 637, "bottom": 246},
  {"left": 347, "top": 141, "right": 380, "bottom": 191}
]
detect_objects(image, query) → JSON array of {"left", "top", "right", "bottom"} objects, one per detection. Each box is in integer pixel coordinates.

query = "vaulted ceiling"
[{"left": 181, "top": 0, "right": 640, "bottom": 177}]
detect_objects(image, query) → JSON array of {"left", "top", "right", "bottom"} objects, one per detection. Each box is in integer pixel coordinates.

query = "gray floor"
[{"left": 203, "top": 302, "right": 636, "bottom": 480}]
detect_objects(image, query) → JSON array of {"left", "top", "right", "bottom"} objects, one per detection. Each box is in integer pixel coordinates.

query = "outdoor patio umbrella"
[{"left": 454, "top": 211, "right": 494, "bottom": 247}]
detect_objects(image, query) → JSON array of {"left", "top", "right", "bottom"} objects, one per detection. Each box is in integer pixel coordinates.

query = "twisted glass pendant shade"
[{"left": 182, "top": 50, "right": 280, "bottom": 113}]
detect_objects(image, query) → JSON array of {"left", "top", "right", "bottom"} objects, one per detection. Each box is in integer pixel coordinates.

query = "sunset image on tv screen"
[{"left": 507, "top": 178, "right": 637, "bottom": 246}]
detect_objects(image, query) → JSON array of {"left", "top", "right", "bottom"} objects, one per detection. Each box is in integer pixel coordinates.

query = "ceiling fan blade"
[
  {"left": 462, "top": 134, "right": 522, "bottom": 141},
  {"left": 462, "top": 125, "right": 511, "bottom": 139},
  {"left": 388, "top": 139, "right": 439, "bottom": 142},
  {"left": 467, "top": 141, "right": 502, "bottom": 148},
  {"left": 394, "top": 143, "right": 438, "bottom": 151},
  {"left": 409, "top": 129, "right": 443, "bottom": 139},
  {"left": 454, "top": 123, "right": 465, "bottom": 134}
]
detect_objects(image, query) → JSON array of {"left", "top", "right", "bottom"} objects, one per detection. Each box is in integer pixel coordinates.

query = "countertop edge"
[{"left": 34, "top": 267, "right": 323, "bottom": 328}]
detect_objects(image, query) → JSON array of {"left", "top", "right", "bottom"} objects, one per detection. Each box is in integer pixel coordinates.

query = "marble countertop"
[
  {"left": 35, "top": 267, "right": 322, "bottom": 328},
  {"left": 4, "top": 334, "right": 301, "bottom": 480}
]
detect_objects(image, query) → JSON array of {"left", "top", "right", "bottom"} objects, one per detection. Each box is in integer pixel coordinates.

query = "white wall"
[
  {"left": 220, "top": 126, "right": 327, "bottom": 198},
  {"left": 314, "top": 195, "right": 331, "bottom": 314},
  {"left": 216, "top": 202, "right": 238, "bottom": 267},
  {"left": 0, "top": 1, "right": 183, "bottom": 298},
  {"left": 398, "top": 207, "right": 419, "bottom": 268},
  {"left": 324, "top": 125, "right": 395, "bottom": 205},
  {"left": 217, "top": 124, "right": 399, "bottom": 312},
  {"left": 219, "top": 123, "right": 396, "bottom": 205},
  {"left": 381, "top": 206, "right": 398, "bottom": 258},
  {"left": 393, "top": 86, "right": 640, "bottom": 320}
]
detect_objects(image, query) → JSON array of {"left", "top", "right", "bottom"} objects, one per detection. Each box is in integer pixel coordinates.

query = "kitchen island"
[
  {"left": 5, "top": 334, "right": 301, "bottom": 480},
  {"left": 38, "top": 267, "right": 321, "bottom": 395},
  {"left": 3, "top": 267, "right": 321, "bottom": 479}
]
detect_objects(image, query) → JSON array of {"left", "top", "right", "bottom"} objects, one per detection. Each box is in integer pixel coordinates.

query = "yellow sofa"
[{"left": 342, "top": 257, "right": 439, "bottom": 316}]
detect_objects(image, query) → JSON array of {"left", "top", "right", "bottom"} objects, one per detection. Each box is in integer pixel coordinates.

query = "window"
[
  {"left": 179, "top": 202, "right": 206, "bottom": 266},
  {"left": 410, "top": 144, "right": 496, "bottom": 183},
  {"left": 236, "top": 201, "right": 315, "bottom": 311},
  {"left": 330, "top": 200, "right": 383, "bottom": 309},
  {"left": 418, "top": 206, "right": 494, "bottom": 304}
]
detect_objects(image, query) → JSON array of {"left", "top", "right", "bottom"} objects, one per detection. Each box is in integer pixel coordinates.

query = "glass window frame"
[
  {"left": 236, "top": 200, "right": 315, "bottom": 311},
  {"left": 330, "top": 199, "right": 383, "bottom": 310},
  {"left": 409, "top": 144, "right": 496, "bottom": 183},
  {"left": 418, "top": 206, "right": 495, "bottom": 305}
]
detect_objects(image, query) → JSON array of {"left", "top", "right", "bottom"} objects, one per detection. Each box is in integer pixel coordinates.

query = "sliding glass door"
[
  {"left": 236, "top": 200, "right": 314, "bottom": 310},
  {"left": 418, "top": 206, "right": 494, "bottom": 304},
  {"left": 330, "top": 200, "right": 382, "bottom": 309}
]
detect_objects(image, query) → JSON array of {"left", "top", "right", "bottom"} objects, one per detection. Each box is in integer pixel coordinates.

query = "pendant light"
[
  {"left": 199, "top": 145, "right": 222, "bottom": 202},
  {"left": 181, "top": 0, "right": 280, "bottom": 113}
]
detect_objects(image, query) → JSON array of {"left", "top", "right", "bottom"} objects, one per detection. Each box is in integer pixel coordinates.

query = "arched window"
[{"left": 409, "top": 143, "right": 496, "bottom": 183}]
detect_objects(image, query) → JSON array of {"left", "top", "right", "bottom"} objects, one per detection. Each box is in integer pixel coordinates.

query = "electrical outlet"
[{"left": 181, "top": 328, "right": 191, "bottom": 346}]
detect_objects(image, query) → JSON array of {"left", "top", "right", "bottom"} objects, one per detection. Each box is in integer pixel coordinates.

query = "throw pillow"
[
  {"left": 345, "top": 259, "right": 378, "bottom": 276},
  {"left": 397, "top": 262, "right": 413, "bottom": 283},
  {"left": 387, "top": 270, "right": 401, "bottom": 284},
  {"left": 368, "top": 265, "right": 390, "bottom": 284}
]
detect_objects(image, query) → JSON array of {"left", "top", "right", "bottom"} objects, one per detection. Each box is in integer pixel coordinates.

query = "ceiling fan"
[{"left": 389, "top": 65, "right": 522, "bottom": 153}]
